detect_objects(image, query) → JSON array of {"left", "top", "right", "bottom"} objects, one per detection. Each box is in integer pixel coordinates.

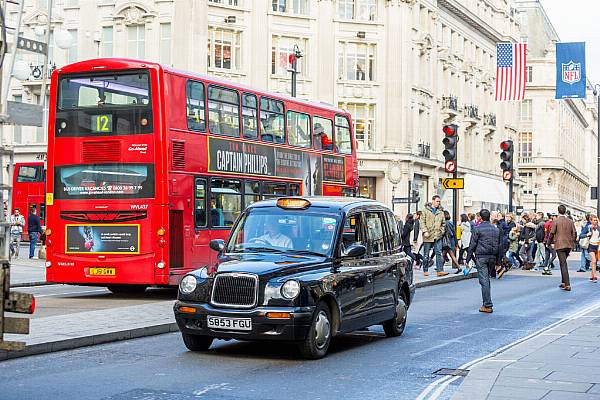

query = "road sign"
[
  {"left": 502, "top": 170, "right": 513, "bottom": 181},
  {"left": 442, "top": 178, "right": 464, "bottom": 190},
  {"left": 444, "top": 160, "right": 456, "bottom": 173},
  {"left": 392, "top": 197, "right": 419, "bottom": 204},
  {"left": 16, "top": 36, "right": 47, "bottom": 55}
]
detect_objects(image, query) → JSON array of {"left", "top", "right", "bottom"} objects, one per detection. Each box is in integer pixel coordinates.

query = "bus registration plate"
[
  {"left": 89, "top": 267, "right": 116, "bottom": 276},
  {"left": 207, "top": 316, "right": 252, "bottom": 331}
]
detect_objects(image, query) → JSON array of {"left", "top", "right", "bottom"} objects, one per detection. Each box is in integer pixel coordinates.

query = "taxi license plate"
[
  {"left": 89, "top": 267, "right": 115, "bottom": 276},
  {"left": 207, "top": 316, "right": 252, "bottom": 331}
]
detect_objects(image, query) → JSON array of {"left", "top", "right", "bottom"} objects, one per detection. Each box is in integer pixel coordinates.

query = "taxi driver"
[{"left": 256, "top": 218, "right": 292, "bottom": 249}]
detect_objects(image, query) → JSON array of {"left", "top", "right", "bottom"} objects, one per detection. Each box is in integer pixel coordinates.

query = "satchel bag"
[{"left": 580, "top": 236, "right": 590, "bottom": 250}]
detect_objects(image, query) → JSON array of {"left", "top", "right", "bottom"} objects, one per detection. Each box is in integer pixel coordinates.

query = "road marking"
[
  {"left": 416, "top": 298, "right": 600, "bottom": 400},
  {"left": 36, "top": 289, "right": 108, "bottom": 298},
  {"left": 193, "top": 383, "right": 231, "bottom": 397}
]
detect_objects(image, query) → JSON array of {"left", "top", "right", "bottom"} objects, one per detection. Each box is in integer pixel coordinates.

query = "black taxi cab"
[{"left": 174, "top": 197, "right": 414, "bottom": 359}]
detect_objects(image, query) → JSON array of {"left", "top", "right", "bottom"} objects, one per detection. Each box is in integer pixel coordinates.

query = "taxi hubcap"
[
  {"left": 314, "top": 311, "right": 331, "bottom": 349},
  {"left": 396, "top": 298, "right": 407, "bottom": 328}
]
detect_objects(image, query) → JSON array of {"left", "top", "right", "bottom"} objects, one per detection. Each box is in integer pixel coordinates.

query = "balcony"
[
  {"left": 482, "top": 113, "right": 496, "bottom": 136},
  {"left": 463, "top": 104, "right": 480, "bottom": 127},
  {"left": 417, "top": 142, "right": 431, "bottom": 159},
  {"left": 441, "top": 95, "right": 458, "bottom": 118},
  {"left": 518, "top": 157, "right": 533, "bottom": 165}
]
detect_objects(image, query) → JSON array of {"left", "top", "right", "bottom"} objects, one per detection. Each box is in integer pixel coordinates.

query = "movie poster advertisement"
[
  {"left": 208, "top": 137, "right": 346, "bottom": 194},
  {"left": 66, "top": 225, "right": 140, "bottom": 254}
]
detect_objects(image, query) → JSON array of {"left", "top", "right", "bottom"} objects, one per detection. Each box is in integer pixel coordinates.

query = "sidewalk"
[
  {"left": 452, "top": 302, "right": 600, "bottom": 400},
  {"left": 9, "top": 255, "right": 47, "bottom": 287}
]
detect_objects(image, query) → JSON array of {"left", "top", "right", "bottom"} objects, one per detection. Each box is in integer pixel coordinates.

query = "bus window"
[
  {"left": 208, "top": 86, "right": 240, "bottom": 137},
  {"left": 263, "top": 181, "right": 287, "bottom": 199},
  {"left": 17, "top": 165, "right": 43, "bottom": 182},
  {"left": 242, "top": 93, "right": 258, "bottom": 139},
  {"left": 195, "top": 178, "right": 207, "bottom": 228},
  {"left": 260, "top": 97, "right": 284, "bottom": 144},
  {"left": 210, "top": 178, "right": 242, "bottom": 227},
  {"left": 287, "top": 111, "right": 310, "bottom": 148},
  {"left": 186, "top": 81, "right": 206, "bottom": 132},
  {"left": 244, "top": 180, "right": 260, "bottom": 207},
  {"left": 335, "top": 115, "right": 352, "bottom": 154},
  {"left": 313, "top": 117, "right": 333, "bottom": 151}
]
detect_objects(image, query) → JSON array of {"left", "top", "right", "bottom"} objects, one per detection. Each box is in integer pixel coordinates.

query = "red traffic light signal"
[
  {"left": 500, "top": 140, "right": 512, "bottom": 151},
  {"left": 443, "top": 124, "right": 457, "bottom": 136}
]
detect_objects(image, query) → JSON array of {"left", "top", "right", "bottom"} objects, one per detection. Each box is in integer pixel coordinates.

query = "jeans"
[
  {"left": 580, "top": 249, "right": 591, "bottom": 271},
  {"left": 422, "top": 239, "right": 444, "bottom": 272},
  {"left": 507, "top": 251, "right": 519, "bottom": 268},
  {"left": 519, "top": 242, "right": 534, "bottom": 265},
  {"left": 29, "top": 231, "right": 38, "bottom": 258},
  {"left": 10, "top": 233, "right": 21, "bottom": 257},
  {"left": 556, "top": 249, "right": 571, "bottom": 286},
  {"left": 535, "top": 242, "right": 546, "bottom": 266},
  {"left": 476, "top": 256, "right": 495, "bottom": 308},
  {"left": 544, "top": 247, "right": 557, "bottom": 270}
]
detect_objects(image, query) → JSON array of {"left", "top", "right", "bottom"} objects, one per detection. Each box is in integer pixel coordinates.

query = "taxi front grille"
[{"left": 211, "top": 273, "right": 258, "bottom": 308}]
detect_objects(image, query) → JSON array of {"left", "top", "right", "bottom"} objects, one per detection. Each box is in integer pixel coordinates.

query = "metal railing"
[{"left": 441, "top": 96, "right": 458, "bottom": 111}]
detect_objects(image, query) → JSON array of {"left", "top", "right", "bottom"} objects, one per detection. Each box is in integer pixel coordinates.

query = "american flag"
[{"left": 495, "top": 43, "right": 527, "bottom": 101}]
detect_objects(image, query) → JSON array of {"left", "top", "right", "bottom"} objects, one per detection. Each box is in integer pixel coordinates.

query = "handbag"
[{"left": 580, "top": 236, "right": 590, "bottom": 250}]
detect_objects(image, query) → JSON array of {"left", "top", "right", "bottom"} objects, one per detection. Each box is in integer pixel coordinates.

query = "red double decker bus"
[
  {"left": 12, "top": 162, "right": 46, "bottom": 239},
  {"left": 45, "top": 58, "right": 358, "bottom": 292}
]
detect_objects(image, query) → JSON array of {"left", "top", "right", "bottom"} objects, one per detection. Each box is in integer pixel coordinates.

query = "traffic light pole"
[
  {"left": 509, "top": 179, "right": 513, "bottom": 213},
  {"left": 453, "top": 170, "right": 458, "bottom": 226}
]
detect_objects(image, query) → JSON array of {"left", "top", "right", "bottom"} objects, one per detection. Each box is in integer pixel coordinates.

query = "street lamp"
[
  {"left": 593, "top": 84, "right": 600, "bottom": 218},
  {"left": 288, "top": 44, "right": 303, "bottom": 97},
  {"left": 533, "top": 187, "right": 539, "bottom": 213}
]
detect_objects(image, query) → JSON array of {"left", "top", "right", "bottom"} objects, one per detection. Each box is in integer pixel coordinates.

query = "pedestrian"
[
  {"left": 542, "top": 213, "right": 557, "bottom": 275},
  {"left": 507, "top": 226, "right": 521, "bottom": 269},
  {"left": 466, "top": 209, "right": 503, "bottom": 313},
  {"left": 442, "top": 210, "right": 461, "bottom": 274},
  {"left": 9, "top": 208, "right": 25, "bottom": 258},
  {"left": 458, "top": 213, "right": 471, "bottom": 266},
  {"left": 577, "top": 214, "right": 592, "bottom": 272},
  {"left": 401, "top": 214, "right": 415, "bottom": 266},
  {"left": 413, "top": 211, "right": 423, "bottom": 267},
  {"left": 420, "top": 195, "right": 448, "bottom": 277},
  {"left": 519, "top": 216, "right": 536, "bottom": 269},
  {"left": 27, "top": 207, "right": 42, "bottom": 259},
  {"left": 584, "top": 215, "right": 600, "bottom": 282},
  {"left": 534, "top": 212, "right": 547, "bottom": 270},
  {"left": 546, "top": 204, "right": 577, "bottom": 291}
]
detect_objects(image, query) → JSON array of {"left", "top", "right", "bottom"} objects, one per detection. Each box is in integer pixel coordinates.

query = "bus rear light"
[
  {"left": 157, "top": 261, "right": 165, "bottom": 269},
  {"left": 158, "top": 238, "right": 166, "bottom": 247},
  {"left": 157, "top": 227, "right": 166, "bottom": 236},
  {"left": 45, "top": 261, "right": 52, "bottom": 268},
  {"left": 45, "top": 228, "right": 52, "bottom": 236}
]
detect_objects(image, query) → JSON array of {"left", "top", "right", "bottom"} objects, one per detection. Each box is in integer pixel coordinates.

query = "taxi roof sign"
[{"left": 276, "top": 198, "right": 311, "bottom": 210}]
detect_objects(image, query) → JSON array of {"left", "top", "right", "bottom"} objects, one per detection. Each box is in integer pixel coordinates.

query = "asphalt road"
[{"left": 2, "top": 269, "right": 600, "bottom": 400}]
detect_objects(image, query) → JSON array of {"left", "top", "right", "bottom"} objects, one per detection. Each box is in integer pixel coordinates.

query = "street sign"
[
  {"left": 441, "top": 178, "right": 464, "bottom": 190},
  {"left": 392, "top": 197, "right": 419, "bottom": 204},
  {"left": 16, "top": 36, "right": 48, "bottom": 55},
  {"left": 444, "top": 160, "right": 456, "bottom": 173},
  {"left": 502, "top": 170, "right": 513, "bottom": 181}
]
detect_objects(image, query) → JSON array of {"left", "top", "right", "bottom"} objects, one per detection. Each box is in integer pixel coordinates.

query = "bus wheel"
[
  {"left": 182, "top": 332, "right": 213, "bottom": 352},
  {"left": 107, "top": 285, "right": 147, "bottom": 295}
]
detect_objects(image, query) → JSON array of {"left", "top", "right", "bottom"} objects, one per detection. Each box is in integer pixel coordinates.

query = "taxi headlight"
[
  {"left": 281, "top": 280, "right": 300, "bottom": 299},
  {"left": 179, "top": 275, "right": 197, "bottom": 294}
]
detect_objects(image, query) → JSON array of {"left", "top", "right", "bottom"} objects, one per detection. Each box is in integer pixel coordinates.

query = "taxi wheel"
[
  {"left": 298, "top": 302, "right": 332, "bottom": 359},
  {"left": 182, "top": 332, "right": 213, "bottom": 352},
  {"left": 383, "top": 292, "right": 408, "bottom": 337},
  {"left": 107, "top": 285, "right": 147, "bottom": 295}
]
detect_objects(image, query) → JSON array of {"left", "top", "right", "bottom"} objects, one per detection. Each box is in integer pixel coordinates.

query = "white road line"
[
  {"left": 416, "top": 298, "right": 600, "bottom": 400},
  {"left": 36, "top": 289, "right": 108, "bottom": 298}
]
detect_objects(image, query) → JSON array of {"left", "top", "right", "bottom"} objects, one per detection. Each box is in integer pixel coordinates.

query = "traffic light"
[
  {"left": 1, "top": 264, "right": 35, "bottom": 351},
  {"left": 500, "top": 140, "right": 514, "bottom": 181},
  {"left": 442, "top": 124, "right": 458, "bottom": 173}
]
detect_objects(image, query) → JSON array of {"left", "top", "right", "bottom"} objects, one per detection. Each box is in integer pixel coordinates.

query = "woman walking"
[
  {"left": 586, "top": 215, "right": 600, "bottom": 282},
  {"left": 442, "top": 210, "right": 462, "bottom": 274},
  {"left": 401, "top": 214, "right": 416, "bottom": 266},
  {"left": 458, "top": 214, "right": 471, "bottom": 266}
]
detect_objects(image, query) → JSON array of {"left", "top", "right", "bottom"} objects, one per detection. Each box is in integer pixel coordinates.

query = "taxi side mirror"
[
  {"left": 209, "top": 239, "right": 225, "bottom": 252},
  {"left": 342, "top": 244, "right": 367, "bottom": 258}
]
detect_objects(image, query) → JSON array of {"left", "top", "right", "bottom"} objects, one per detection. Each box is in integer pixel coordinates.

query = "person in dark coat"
[
  {"left": 466, "top": 209, "right": 503, "bottom": 313},
  {"left": 401, "top": 214, "right": 415, "bottom": 266},
  {"left": 27, "top": 207, "right": 42, "bottom": 259}
]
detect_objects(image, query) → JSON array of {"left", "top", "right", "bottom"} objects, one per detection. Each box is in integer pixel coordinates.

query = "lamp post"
[
  {"left": 533, "top": 187, "right": 539, "bottom": 213},
  {"left": 288, "top": 44, "right": 303, "bottom": 97},
  {"left": 593, "top": 84, "right": 600, "bottom": 218}
]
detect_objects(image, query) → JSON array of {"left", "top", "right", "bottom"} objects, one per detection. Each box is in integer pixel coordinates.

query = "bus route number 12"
[{"left": 93, "top": 114, "right": 113, "bottom": 133}]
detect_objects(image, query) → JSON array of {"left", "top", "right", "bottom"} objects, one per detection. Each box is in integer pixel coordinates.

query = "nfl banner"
[{"left": 556, "top": 42, "right": 586, "bottom": 99}]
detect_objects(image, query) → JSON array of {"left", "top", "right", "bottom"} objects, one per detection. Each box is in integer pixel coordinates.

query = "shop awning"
[{"left": 463, "top": 174, "right": 510, "bottom": 206}]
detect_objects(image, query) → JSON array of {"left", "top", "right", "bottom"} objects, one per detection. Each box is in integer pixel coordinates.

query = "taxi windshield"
[{"left": 226, "top": 209, "right": 339, "bottom": 257}]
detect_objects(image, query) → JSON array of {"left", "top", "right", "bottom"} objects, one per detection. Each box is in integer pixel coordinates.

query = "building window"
[
  {"left": 209, "top": 0, "right": 239, "bottom": 5},
  {"left": 338, "top": 42, "right": 375, "bottom": 81},
  {"left": 272, "top": 0, "right": 308, "bottom": 14},
  {"left": 271, "top": 36, "right": 307, "bottom": 76},
  {"left": 525, "top": 65, "right": 532, "bottom": 83},
  {"left": 101, "top": 27, "right": 113, "bottom": 57},
  {"left": 339, "top": 103, "right": 374, "bottom": 151},
  {"left": 519, "top": 99, "right": 532, "bottom": 121},
  {"left": 67, "top": 29, "right": 78, "bottom": 63},
  {"left": 359, "top": 177, "right": 376, "bottom": 199},
  {"left": 208, "top": 27, "right": 242, "bottom": 71},
  {"left": 518, "top": 132, "right": 533, "bottom": 160},
  {"left": 127, "top": 25, "right": 145, "bottom": 59},
  {"left": 521, "top": 172, "right": 533, "bottom": 195},
  {"left": 160, "top": 23, "right": 171, "bottom": 64},
  {"left": 338, "top": 0, "right": 376, "bottom": 21}
]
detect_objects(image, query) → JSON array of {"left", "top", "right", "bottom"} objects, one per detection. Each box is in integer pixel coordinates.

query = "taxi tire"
[
  {"left": 383, "top": 291, "right": 408, "bottom": 337},
  {"left": 298, "top": 302, "right": 332, "bottom": 360},
  {"left": 182, "top": 332, "right": 213, "bottom": 352}
]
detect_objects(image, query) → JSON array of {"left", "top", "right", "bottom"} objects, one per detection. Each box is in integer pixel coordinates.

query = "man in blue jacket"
[
  {"left": 27, "top": 207, "right": 42, "bottom": 259},
  {"left": 466, "top": 209, "right": 503, "bottom": 314}
]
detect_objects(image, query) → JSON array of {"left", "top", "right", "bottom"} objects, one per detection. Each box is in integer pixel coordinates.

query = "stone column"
[{"left": 173, "top": 0, "right": 208, "bottom": 71}]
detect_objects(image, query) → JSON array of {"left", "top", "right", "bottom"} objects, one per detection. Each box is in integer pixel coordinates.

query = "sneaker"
[
  {"left": 463, "top": 267, "right": 471, "bottom": 276},
  {"left": 436, "top": 271, "right": 449, "bottom": 277},
  {"left": 561, "top": 285, "right": 572, "bottom": 291},
  {"left": 542, "top": 269, "right": 552, "bottom": 276},
  {"left": 591, "top": 276, "right": 598, "bottom": 282},
  {"left": 479, "top": 306, "right": 493, "bottom": 313},
  {"left": 498, "top": 267, "right": 507, "bottom": 279},
  {"left": 423, "top": 271, "right": 429, "bottom": 277}
]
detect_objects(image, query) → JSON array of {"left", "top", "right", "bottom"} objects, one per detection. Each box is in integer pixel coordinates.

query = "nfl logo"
[{"left": 562, "top": 61, "right": 581, "bottom": 85}]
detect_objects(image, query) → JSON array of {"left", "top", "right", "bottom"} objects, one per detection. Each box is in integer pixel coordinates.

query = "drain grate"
[{"left": 433, "top": 368, "right": 470, "bottom": 377}]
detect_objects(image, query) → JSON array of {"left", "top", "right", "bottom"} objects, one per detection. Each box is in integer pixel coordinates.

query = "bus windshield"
[
  {"left": 54, "top": 163, "right": 155, "bottom": 200},
  {"left": 55, "top": 71, "right": 153, "bottom": 137},
  {"left": 226, "top": 209, "right": 339, "bottom": 256}
]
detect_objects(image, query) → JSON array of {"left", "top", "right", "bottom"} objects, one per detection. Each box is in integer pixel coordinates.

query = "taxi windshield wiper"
[
  {"left": 236, "top": 246, "right": 283, "bottom": 253},
  {"left": 286, "top": 249, "right": 327, "bottom": 257}
]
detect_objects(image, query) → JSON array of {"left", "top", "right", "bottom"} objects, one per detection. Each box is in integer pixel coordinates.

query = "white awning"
[{"left": 463, "top": 174, "right": 509, "bottom": 206}]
